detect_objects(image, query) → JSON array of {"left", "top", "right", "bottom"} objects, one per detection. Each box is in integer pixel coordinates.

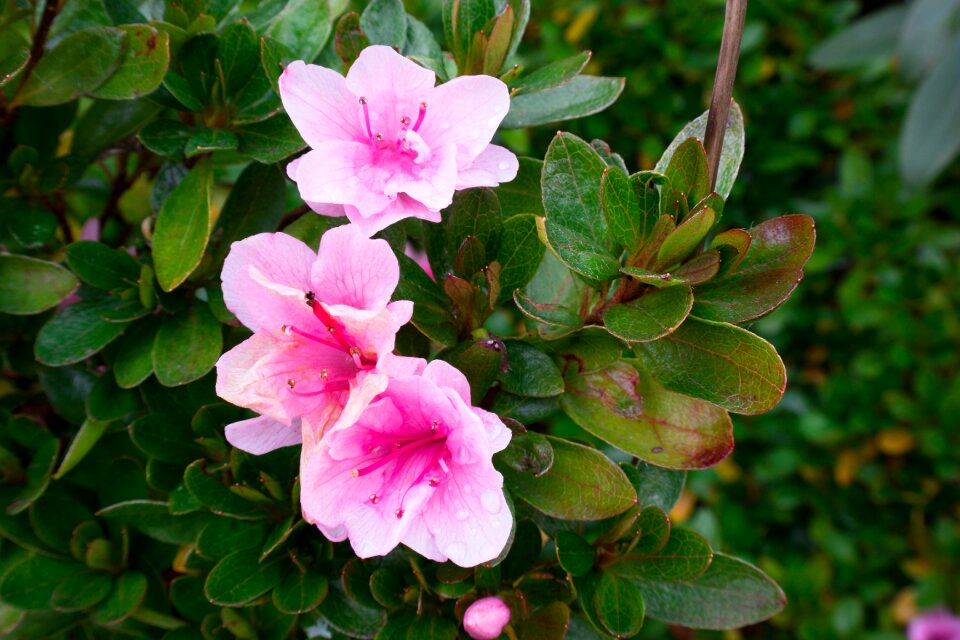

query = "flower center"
[
  {"left": 281, "top": 290, "right": 377, "bottom": 395},
  {"left": 358, "top": 96, "right": 428, "bottom": 160},
  {"left": 352, "top": 419, "right": 451, "bottom": 519}
]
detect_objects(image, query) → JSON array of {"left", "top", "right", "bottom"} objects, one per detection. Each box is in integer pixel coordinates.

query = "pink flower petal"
[
  {"left": 418, "top": 75, "right": 511, "bottom": 165},
  {"left": 221, "top": 232, "right": 317, "bottom": 335},
  {"left": 225, "top": 415, "right": 302, "bottom": 454},
  {"left": 456, "top": 144, "right": 520, "bottom": 190},
  {"left": 463, "top": 597, "right": 512, "bottom": 640},
  {"left": 343, "top": 195, "right": 442, "bottom": 237},
  {"left": 294, "top": 144, "right": 394, "bottom": 217},
  {"left": 311, "top": 224, "right": 399, "bottom": 311},
  {"left": 422, "top": 359, "right": 472, "bottom": 405},
  {"left": 279, "top": 60, "right": 362, "bottom": 148}
]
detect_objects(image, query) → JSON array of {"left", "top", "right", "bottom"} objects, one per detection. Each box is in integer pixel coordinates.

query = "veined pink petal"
[
  {"left": 295, "top": 144, "right": 394, "bottom": 217},
  {"left": 418, "top": 75, "right": 511, "bottom": 166},
  {"left": 342, "top": 196, "right": 442, "bottom": 237},
  {"left": 279, "top": 60, "right": 362, "bottom": 147},
  {"left": 225, "top": 415, "right": 302, "bottom": 454},
  {"left": 221, "top": 232, "right": 317, "bottom": 335},
  {"left": 456, "top": 144, "right": 520, "bottom": 190},
  {"left": 383, "top": 140, "right": 459, "bottom": 211},
  {"left": 422, "top": 359, "right": 472, "bottom": 405},
  {"left": 311, "top": 225, "right": 399, "bottom": 311}
]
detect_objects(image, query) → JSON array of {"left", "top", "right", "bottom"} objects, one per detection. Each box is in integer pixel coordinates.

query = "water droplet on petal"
[
  {"left": 480, "top": 490, "right": 501, "bottom": 514},
  {"left": 455, "top": 509, "right": 469, "bottom": 521},
  {"left": 497, "top": 161, "right": 508, "bottom": 171}
]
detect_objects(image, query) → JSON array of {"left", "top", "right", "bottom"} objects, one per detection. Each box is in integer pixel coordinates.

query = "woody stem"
[{"left": 703, "top": 0, "right": 748, "bottom": 192}]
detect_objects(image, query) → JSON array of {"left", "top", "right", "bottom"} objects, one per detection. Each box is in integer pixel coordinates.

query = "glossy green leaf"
[
  {"left": 184, "top": 460, "right": 264, "bottom": 520},
  {"left": 502, "top": 436, "right": 635, "bottom": 520},
  {"left": 0, "top": 555, "right": 79, "bottom": 610},
  {"left": 209, "top": 162, "right": 286, "bottom": 265},
  {"left": 50, "top": 572, "right": 113, "bottom": 612},
  {"left": 638, "top": 553, "right": 786, "bottom": 630},
  {"left": 514, "top": 290, "right": 582, "bottom": 335},
  {"left": 634, "top": 317, "right": 787, "bottom": 415},
  {"left": 560, "top": 361, "right": 734, "bottom": 469},
  {"left": 496, "top": 157, "right": 544, "bottom": 216},
  {"left": 16, "top": 27, "right": 124, "bottom": 106},
  {"left": 654, "top": 102, "right": 745, "bottom": 200},
  {"left": 184, "top": 129, "right": 238, "bottom": 158},
  {"left": 153, "top": 158, "right": 213, "bottom": 292},
  {"left": 316, "top": 585, "right": 385, "bottom": 638},
  {"left": 394, "top": 253, "right": 458, "bottom": 346},
  {"left": 556, "top": 531, "right": 595, "bottom": 577},
  {"left": 236, "top": 114, "right": 306, "bottom": 163},
  {"left": 334, "top": 12, "right": 370, "bottom": 68},
  {"left": 614, "top": 529, "right": 713, "bottom": 582},
  {"left": 114, "top": 320, "right": 158, "bottom": 388},
  {"left": 91, "top": 25, "right": 170, "bottom": 99},
  {"left": 87, "top": 374, "right": 139, "bottom": 421},
  {"left": 35, "top": 298, "right": 131, "bottom": 366},
  {"left": 595, "top": 573, "right": 644, "bottom": 638},
  {"left": 494, "top": 430, "right": 554, "bottom": 477},
  {"left": 655, "top": 207, "right": 715, "bottom": 269},
  {"left": 601, "top": 166, "right": 644, "bottom": 255},
  {"left": 0, "top": 255, "right": 78, "bottom": 315},
  {"left": 217, "top": 21, "right": 260, "bottom": 97},
  {"left": 6, "top": 438, "right": 59, "bottom": 515},
  {"left": 71, "top": 98, "right": 162, "bottom": 157},
  {"left": 54, "top": 419, "right": 110, "bottom": 479},
  {"left": 499, "top": 340, "right": 563, "bottom": 397},
  {"left": 273, "top": 570, "right": 328, "bottom": 614},
  {"left": 512, "top": 51, "right": 589, "bottom": 94},
  {"left": 542, "top": 132, "right": 619, "bottom": 280},
  {"left": 129, "top": 413, "right": 202, "bottom": 464},
  {"left": 502, "top": 75, "right": 625, "bottom": 129},
  {"left": 628, "top": 463, "right": 686, "bottom": 512},
  {"left": 205, "top": 549, "right": 286, "bottom": 607},
  {"left": 659, "top": 138, "right": 709, "bottom": 219},
  {"left": 65, "top": 241, "right": 140, "bottom": 290},
  {"left": 360, "top": 0, "right": 406, "bottom": 49},
  {"left": 437, "top": 339, "right": 503, "bottom": 404},
  {"left": 0, "top": 31, "right": 30, "bottom": 88},
  {"left": 97, "top": 499, "right": 210, "bottom": 545},
  {"left": 694, "top": 215, "right": 816, "bottom": 323},
  {"left": 443, "top": 0, "right": 496, "bottom": 66},
  {"left": 93, "top": 571, "right": 147, "bottom": 624},
  {"left": 196, "top": 518, "right": 269, "bottom": 560},
  {"left": 153, "top": 301, "right": 222, "bottom": 386},
  {"left": 496, "top": 214, "right": 544, "bottom": 302},
  {"left": 603, "top": 285, "right": 693, "bottom": 343},
  {"left": 634, "top": 506, "right": 671, "bottom": 554}
]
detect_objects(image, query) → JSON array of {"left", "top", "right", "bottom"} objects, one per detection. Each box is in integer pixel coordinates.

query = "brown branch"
[
  {"left": 12, "top": 0, "right": 61, "bottom": 101},
  {"left": 703, "top": 0, "right": 747, "bottom": 192}
]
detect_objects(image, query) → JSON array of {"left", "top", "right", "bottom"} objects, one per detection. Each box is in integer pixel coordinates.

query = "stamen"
[
  {"left": 412, "top": 101, "right": 427, "bottom": 131},
  {"left": 288, "top": 381, "right": 349, "bottom": 397},
  {"left": 283, "top": 324, "right": 342, "bottom": 350},
  {"left": 359, "top": 97, "right": 373, "bottom": 139},
  {"left": 394, "top": 508, "right": 404, "bottom": 519},
  {"left": 370, "top": 494, "right": 380, "bottom": 504},
  {"left": 287, "top": 379, "right": 296, "bottom": 389},
  {"left": 431, "top": 420, "right": 439, "bottom": 431},
  {"left": 400, "top": 116, "right": 411, "bottom": 126},
  {"left": 351, "top": 433, "right": 446, "bottom": 478}
]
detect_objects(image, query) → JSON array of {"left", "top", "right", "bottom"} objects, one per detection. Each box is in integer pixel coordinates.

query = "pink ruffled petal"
[
  {"left": 225, "top": 415, "right": 301, "bottom": 454},
  {"left": 279, "top": 60, "right": 362, "bottom": 148},
  {"left": 418, "top": 75, "right": 511, "bottom": 165},
  {"left": 455, "top": 144, "right": 519, "bottom": 190},
  {"left": 383, "top": 140, "right": 459, "bottom": 211},
  {"left": 221, "top": 232, "right": 317, "bottom": 334},
  {"left": 422, "top": 359, "right": 472, "bottom": 405},
  {"left": 343, "top": 196, "right": 442, "bottom": 237},
  {"left": 311, "top": 224, "right": 399, "bottom": 311},
  {"left": 294, "top": 144, "right": 394, "bottom": 217}
]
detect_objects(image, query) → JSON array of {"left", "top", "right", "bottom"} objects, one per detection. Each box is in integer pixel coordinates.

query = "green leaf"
[
  {"left": 6, "top": 200, "right": 58, "bottom": 248},
  {"left": 360, "top": 0, "right": 406, "bottom": 49},
  {"left": 502, "top": 75, "right": 625, "bottom": 129},
  {"left": 496, "top": 214, "right": 545, "bottom": 303},
  {"left": 273, "top": 570, "right": 328, "bottom": 614},
  {"left": 502, "top": 436, "right": 635, "bottom": 520},
  {"left": 512, "top": 51, "right": 589, "bottom": 94},
  {"left": 694, "top": 215, "right": 816, "bottom": 323},
  {"left": 153, "top": 157, "right": 213, "bottom": 292},
  {"left": 0, "top": 31, "right": 30, "bottom": 88},
  {"left": 654, "top": 102, "right": 745, "bottom": 200},
  {"left": 72, "top": 98, "right": 162, "bottom": 157},
  {"left": 54, "top": 419, "right": 110, "bottom": 479},
  {"left": 900, "top": 0, "right": 960, "bottom": 79},
  {"left": 601, "top": 166, "right": 644, "bottom": 255},
  {"left": 594, "top": 573, "right": 644, "bottom": 638},
  {"left": 555, "top": 531, "right": 595, "bottom": 577},
  {"left": 432, "top": 187, "right": 502, "bottom": 276},
  {"left": 334, "top": 12, "right": 370, "bottom": 68},
  {"left": 184, "top": 129, "right": 239, "bottom": 158},
  {"left": 15, "top": 27, "right": 124, "bottom": 106},
  {"left": 394, "top": 253, "right": 458, "bottom": 346},
  {"left": 129, "top": 413, "right": 202, "bottom": 464},
  {"left": 633, "top": 506, "right": 670, "bottom": 554},
  {"left": 87, "top": 374, "right": 139, "bottom": 421},
  {"left": 90, "top": 25, "right": 170, "bottom": 99},
  {"left": 0, "top": 555, "right": 79, "bottom": 610},
  {"left": 65, "top": 241, "right": 140, "bottom": 290},
  {"left": 50, "top": 572, "right": 113, "bottom": 612},
  {"left": 437, "top": 339, "right": 503, "bottom": 404},
  {"left": 153, "top": 301, "right": 222, "bottom": 386},
  {"left": 205, "top": 548, "right": 286, "bottom": 607},
  {"left": 184, "top": 460, "right": 265, "bottom": 520},
  {"left": 97, "top": 499, "right": 210, "bottom": 545},
  {"left": 655, "top": 207, "right": 716, "bottom": 270},
  {"left": 614, "top": 529, "right": 713, "bottom": 583},
  {"left": 494, "top": 430, "right": 554, "bottom": 477},
  {"left": 317, "top": 585, "right": 386, "bottom": 638},
  {"left": 217, "top": 21, "right": 260, "bottom": 97},
  {"left": 6, "top": 438, "right": 59, "bottom": 515},
  {"left": 0, "top": 255, "right": 78, "bottom": 315},
  {"left": 513, "top": 290, "right": 582, "bottom": 336},
  {"left": 634, "top": 317, "right": 787, "bottom": 415},
  {"left": 208, "top": 162, "right": 287, "bottom": 265},
  {"left": 35, "top": 298, "right": 131, "bottom": 366},
  {"left": 638, "top": 553, "right": 786, "bottom": 630},
  {"left": 603, "top": 285, "right": 693, "bottom": 343},
  {"left": 627, "top": 462, "right": 686, "bottom": 512},
  {"left": 114, "top": 319, "right": 158, "bottom": 388},
  {"left": 900, "top": 39, "right": 960, "bottom": 186},
  {"left": 808, "top": 6, "right": 905, "bottom": 71},
  {"left": 443, "top": 0, "right": 496, "bottom": 67},
  {"left": 197, "top": 518, "right": 269, "bottom": 560},
  {"left": 560, "top": 361, "right": 734, "bottom": 469},
  {"left": 658, "top": 138, "right": 709, "bottom": 218},
  {"left": 542, "top": 132, "right": 618, "bottom": 280},
  {"left": 499, "top": 340, "right": 563, "bottom": 397},
  {"left": 92, "top": 571, "right": 147, "bottom": 624},
  {"left": 236, "top": 114, "right": 306, "bottom": 163},
  {"left": 496, "top": 157, "right": 544, "bottom": 216},
  {"left": 267, "top": 0, "right": 331, "bottom": 63},
  {"left": 515, "top": 602, "right": 570, "bottom": 640}
]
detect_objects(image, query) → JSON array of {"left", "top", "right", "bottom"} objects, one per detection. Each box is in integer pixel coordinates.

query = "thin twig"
[
  {"left": 703, "top": 0, "right": 748, "bottom": 191},
  {"left": 12, "top": 0, "right": 61, "bottom": 102}
]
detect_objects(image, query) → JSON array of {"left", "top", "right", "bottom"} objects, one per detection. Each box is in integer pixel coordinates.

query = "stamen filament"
[
  {"left": 359, "top": 97, "right": 373, "bottom": 139},
  {"left": 412, "top": 101, "right": 427, "bottom": 132},
  {"left": 351, "top": 433, "right": 446, "bottom": 478}
]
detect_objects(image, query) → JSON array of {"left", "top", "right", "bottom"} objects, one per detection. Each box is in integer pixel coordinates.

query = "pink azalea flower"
[
  {"left": 908, "top": 610, "right": 960, "bottom": 640},
  {"left": 463, "top": 596, "right": 512, "bottom": 640},
  {"left": 299, "top": 359, "right": 513, "bottom": 567},
  {"left": 215, "top": 225, "right": 413, "bottom": 454},
  {"left": 404, "top": 241, "right": 434, "bottom": 281},
  {"left": 279, "top": 45, "right": 519, "bottom": 236}
]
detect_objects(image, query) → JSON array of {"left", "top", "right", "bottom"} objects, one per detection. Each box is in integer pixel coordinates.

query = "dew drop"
[
  {"left": 480, "top": 490, "right": 501, "bottom": 514},
  {"left": 497, "top": 161, "right": 509, "bottom": 171},
  {"left": 455, "top": 509, "right": 469, "bottom": 521}
]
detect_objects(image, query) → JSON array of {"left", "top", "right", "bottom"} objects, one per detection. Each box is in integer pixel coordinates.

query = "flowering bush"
[{"left": 0, "top": 0, "right": 815, "bottom": 638}]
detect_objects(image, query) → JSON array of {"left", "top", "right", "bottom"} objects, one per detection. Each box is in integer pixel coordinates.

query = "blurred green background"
[{"left": 407, "top": 0, "right": 960, "bottom": 637}]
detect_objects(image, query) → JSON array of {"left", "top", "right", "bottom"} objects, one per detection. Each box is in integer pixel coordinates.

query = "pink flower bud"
[{"left": 463, "top": 596, "right": 511, "bottom": 640}]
